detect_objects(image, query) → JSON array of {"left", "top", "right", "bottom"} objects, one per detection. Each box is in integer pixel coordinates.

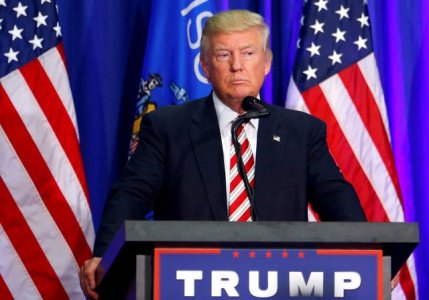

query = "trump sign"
[{"left": 154, "top": 248, "right": 382, "bottom": 299}]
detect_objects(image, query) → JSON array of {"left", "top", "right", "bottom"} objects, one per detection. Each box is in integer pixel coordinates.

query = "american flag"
[
  {"left": 0, "top": 0, "right": 94, "bottom": 299},
  {"left": 286, "top": 0, "right": 418, "bottom": 298}
]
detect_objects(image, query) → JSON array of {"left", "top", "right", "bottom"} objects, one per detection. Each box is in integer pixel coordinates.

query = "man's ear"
[{"left": 264, "top": 50, "right": 273, "bottom": 76}]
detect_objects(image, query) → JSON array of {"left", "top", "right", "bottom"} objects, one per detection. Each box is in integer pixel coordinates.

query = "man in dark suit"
[{"left": 80, "top": 9, "right": 366, "bottom": 299}]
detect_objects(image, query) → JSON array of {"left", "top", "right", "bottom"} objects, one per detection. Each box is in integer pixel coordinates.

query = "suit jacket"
[{"left": 93, "top": 95, "right": 366, "bottom": 256}]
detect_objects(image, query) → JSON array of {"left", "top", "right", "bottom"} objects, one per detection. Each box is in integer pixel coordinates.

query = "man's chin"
[
  {"left": 228, "top": 89, "right": 257, "bottom": 100},
  {"left": 217, "top": 89, "right": 257, "bottom": 105},
  {"left": 233, "top": 93, "right": 257, "bottom": 102}
]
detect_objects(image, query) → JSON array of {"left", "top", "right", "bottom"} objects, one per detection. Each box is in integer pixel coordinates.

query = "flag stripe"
[
  {"left": 357, "top": 54, "right": 391, "bottom": 137},
  {"left": 399, "top": 263, "right": 417, "bottom": 300},
  {"left": 0, "top": 225, "right": 42, "bottom": 300},
  {"left": 38, "top": 46, "right": 79, "bottom": 137},
  {"left": 0, "top": 126, "right": 86, "bottom": 298},
  {"left": 0, "top": 1, "right": 93, "bottom": 297},
  {"left": 56, "top": 43, "right": 69, "bottom": 77},
  {"left": 0, "top": 276, "right": 13, "bottom": 300},
  {"left": 404, "top": 256, "right": 419, "bottom": 298},
  {"left": 286, "top": 78, "right": 310, "bottom": 114},
  {"left": 0, "top": 262, "right": 22, "bottom": 300},
  {"left": 319, "top": 75, "right": 404, "bottom": 222},
  {"left": 36, "top": 45, "right": 90, "bottom": 202},
  {"left": 0, "top": 275, "right": 14, "bottom": 300},
  {"left": 338, "top": 62, "right": 403, "bottom": 204},
  {"left": 0, "top": 180, "right": 68, "bottom": 299},
  {"left": 301, "top": 85, "right": 389, "bottom": 221},
  {"left": 286, "top": 0, "right": 418, "bottom": 297},
  {"left": 0, "top": 83, "right": 92, "bottom": 266},
  {"left": 296, "top": 78, "right": 417, "bottom": 300},
  {"left": 1, "top": 64, "right": 93, "bottom": 247},
  {"left": 20, "top": 49, "right": 94, "bottom": 242}
]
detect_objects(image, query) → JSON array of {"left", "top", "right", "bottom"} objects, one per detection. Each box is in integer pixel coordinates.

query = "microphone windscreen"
[{"left": 242, "top": 96, "right": 260, "bottom": 111}]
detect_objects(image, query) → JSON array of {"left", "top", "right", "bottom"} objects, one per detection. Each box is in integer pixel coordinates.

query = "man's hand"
[{"left": 80, "top": 257, "right": 102, "bottom": 299}]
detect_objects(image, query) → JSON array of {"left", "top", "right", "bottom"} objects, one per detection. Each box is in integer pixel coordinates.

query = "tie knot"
[
  {"left": 237, "top": 122, "right": 246, "bottom": 135},
  {"left": 232, "top": 118, "right": 249, "bottom": 138}
]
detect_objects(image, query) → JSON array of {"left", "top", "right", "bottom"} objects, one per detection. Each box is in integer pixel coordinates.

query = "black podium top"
[{"left": 98, "top": 221, "right": 419, "bottom": 298}]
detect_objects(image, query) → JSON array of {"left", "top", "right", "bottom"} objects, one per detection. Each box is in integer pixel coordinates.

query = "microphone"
[
  {"left": 241, "top": 96, "right": 270, "bottom": 118},
  {"left": 230, "top": 96, "right": 269, "bottom": 221}
]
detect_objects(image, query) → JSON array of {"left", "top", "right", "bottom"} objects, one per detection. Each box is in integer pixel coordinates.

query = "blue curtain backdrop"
[{"left": 57, "top": 0, "right": 428, "bottom": 295}]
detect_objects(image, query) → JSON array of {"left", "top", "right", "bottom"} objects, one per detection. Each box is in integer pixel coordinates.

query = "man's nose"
[{"left": 230, "top": 54, "right": 243, "bottom": 72}]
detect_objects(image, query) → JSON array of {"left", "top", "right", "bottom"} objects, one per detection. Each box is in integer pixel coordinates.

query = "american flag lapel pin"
[{"left": 273, "top": 135, "right": 281, "bottom": 142}]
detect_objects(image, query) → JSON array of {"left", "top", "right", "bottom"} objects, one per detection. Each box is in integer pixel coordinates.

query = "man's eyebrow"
[
  {"left": 239, "top": 44, "right": 253, "bottom": 49},
  {"left": 213, "top": 47, "right": 229, "bottom": 51},
  {"left": 213, "top": 44, "right": 256, "bottom": 51}
]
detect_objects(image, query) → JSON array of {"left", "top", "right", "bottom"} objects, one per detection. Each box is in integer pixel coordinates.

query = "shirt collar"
[{"left": 212, "top": 91, "right": 259, "bottom": 130}]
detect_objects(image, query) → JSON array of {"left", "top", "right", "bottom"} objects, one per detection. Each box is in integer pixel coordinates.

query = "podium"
[{"left": 96, "top": 221, "right": 418, "bottom": 299}]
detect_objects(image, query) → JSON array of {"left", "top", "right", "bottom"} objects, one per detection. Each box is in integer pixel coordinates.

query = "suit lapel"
[
  {"left": 188, "top": 96, "right": 228, "bottom": 220},
  {"left": 254, "top": 111, "right": 288, "bottom": 216}
]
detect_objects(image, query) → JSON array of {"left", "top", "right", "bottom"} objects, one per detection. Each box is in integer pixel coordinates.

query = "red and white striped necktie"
[{"left": 229, "top": 122, "right": 255, "bottom": 222}]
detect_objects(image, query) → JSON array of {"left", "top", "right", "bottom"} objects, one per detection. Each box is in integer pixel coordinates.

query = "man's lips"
[{"left": 230, "top": 79, "right": 248, "bottom": 84}]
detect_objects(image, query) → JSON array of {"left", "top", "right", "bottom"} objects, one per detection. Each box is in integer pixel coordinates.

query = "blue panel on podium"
[{"left": 154, "top": 248, "right": 382, "bottom": 299}]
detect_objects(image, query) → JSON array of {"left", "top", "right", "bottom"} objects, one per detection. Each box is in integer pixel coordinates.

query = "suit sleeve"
[
  {"left": 93, "top": 112, "right": 165, "bottom": 256},
  {"left": 306, "top": 119, "right": 367, "bottom": 221}
]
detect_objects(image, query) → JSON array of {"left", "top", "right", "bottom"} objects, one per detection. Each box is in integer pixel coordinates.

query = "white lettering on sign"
[
  {"left": 180, "top": 0, "right": 211, "bottom": 84},
  {"left": 289, "top": 272, "right": 324, "bottom": 297},
  {"left": 186, "top": 11, "right": 213, "bottom": 50},
  {"left": 334, "top": 272, "right": 362, "bottom": 297},
  {"left": 175, "top": 270, "right": 363, "bottom": 298},
  {"left": 176, "top": 270, "right": 203, "bottom": 296},
  {"left": 211, "top": 271, "right": 240, "bottom": 297},
  {"left": 180, "top": 0, "right": 208, "bottom": 17},
  {"left": 249, "top": 271, "right": 278, "bottom": 297}
]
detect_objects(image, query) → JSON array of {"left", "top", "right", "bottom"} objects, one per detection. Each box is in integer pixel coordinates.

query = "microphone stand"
[{"left": 231, "top": 110, "right": 268, "bottom": 222}]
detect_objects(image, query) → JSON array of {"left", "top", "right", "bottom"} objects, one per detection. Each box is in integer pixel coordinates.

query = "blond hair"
[{"left": 200, "top": 10, "right": 271, "bottom": 60}]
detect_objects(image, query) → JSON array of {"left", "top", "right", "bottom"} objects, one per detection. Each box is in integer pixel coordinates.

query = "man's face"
[{"left": 201, "top": 28, "right": 272, "bottom": 112}]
